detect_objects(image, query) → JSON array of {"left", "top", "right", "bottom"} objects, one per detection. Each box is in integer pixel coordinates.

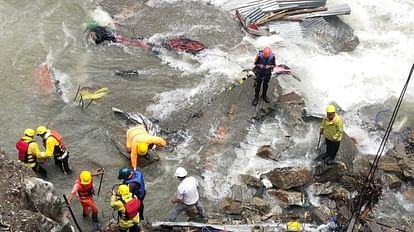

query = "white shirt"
[{"left": 176, "top": 176, "right": 199, "bottom": 205}]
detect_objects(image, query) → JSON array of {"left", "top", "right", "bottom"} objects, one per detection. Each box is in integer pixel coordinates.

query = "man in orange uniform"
[
  {"left": 126, "top": 126, "right": 167, "bottom": 170},
  {"left": 68, "top": 169, "right": 104, "bottom": 223}
]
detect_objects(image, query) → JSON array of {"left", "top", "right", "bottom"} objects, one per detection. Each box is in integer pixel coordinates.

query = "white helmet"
[{"left": 175, "top": 167, "right": 187, "bottom": 177}]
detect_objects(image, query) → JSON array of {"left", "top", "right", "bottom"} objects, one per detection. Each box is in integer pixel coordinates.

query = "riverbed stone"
[
  {"left": 267, "top": 167, "right": 313, "bottom": 190},
  {"left": 268, "top": 189, "right": 303, "bottom": 206},
  {"left": 256, "top": 145, "right": 281, "bottom": 161},
  {"left": 240, "top": 174, "right": 263, "bottom": 189}
]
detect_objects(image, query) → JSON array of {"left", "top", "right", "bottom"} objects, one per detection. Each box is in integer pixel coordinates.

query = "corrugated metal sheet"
[{"left": 267, "top": 21, "right": 304, "bottom": 41}]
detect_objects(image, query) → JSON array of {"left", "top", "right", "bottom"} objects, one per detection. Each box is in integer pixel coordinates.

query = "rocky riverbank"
[{"left": 0, "top": 148, "right": 72, "bottom": 232}]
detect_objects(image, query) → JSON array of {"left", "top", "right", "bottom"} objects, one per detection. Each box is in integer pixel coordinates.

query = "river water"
[{"left": 1, "top": 0, "right": 413, "bottom": 230}]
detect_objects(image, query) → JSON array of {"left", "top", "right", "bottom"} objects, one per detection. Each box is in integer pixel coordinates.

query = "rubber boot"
[
  {"left": 261, "top": 85, "right": 270, "bottom": 103},
  {"left": 92, "top": 212, "right": 99, "bottom": 223},
  {"left": 252, "top": 97, "right": 259, "bottom": 106}
]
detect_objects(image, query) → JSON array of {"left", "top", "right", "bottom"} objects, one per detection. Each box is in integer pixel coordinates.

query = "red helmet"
[{"left": 263, "top": 47, "right": 272, "bottom": 58}]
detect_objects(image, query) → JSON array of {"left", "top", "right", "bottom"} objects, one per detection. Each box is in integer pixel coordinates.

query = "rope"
[{"left": 346, "top": 62, "right": 414, "bottom": 231}]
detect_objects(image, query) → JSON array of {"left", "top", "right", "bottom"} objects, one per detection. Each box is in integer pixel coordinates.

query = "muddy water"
[{"left": 0, "top": 0, "right": 244, "bottom": 229}]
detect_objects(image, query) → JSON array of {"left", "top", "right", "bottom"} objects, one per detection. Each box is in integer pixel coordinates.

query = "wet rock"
[
  {"left": 381, "top": 173, "right": 402, "bottom": 189},
  {"left": 230, "top": 184, "right": 255, "bottom": 202},
  {"left": 219, "top": 197, "right": 243, "bottom": 215},
  {"left": 367, "top": 155, "right": 403, "bottom": 177},
  {"left": 314, "top": 162, "right": 347, "bottom": 183},
  {"left": 311, "top": 182, "right": 335, "bottom": 196},
  {"left": 398, "top": 156, "right": 414, "bottom": 180},
  {"left": 239, "top": 174, "right": 262, "bottom": 189},
  {"left": 247, "top": 197, "right": 270, "bottom": 215},
  {"left": 267, "top": 167, "right": 313, "bottom": 190},
  {"left": 268, "top": 189, "right": 302, "bottom": 206},
  {"left": 352, "top": 155, "right": 372, "bottom": 176},
  {"left": 256, "top": 145, "right": 281, "bottom": 161}
]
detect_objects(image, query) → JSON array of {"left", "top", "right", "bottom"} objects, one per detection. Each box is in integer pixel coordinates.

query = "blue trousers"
[{"left": 168, "top": 200, "right": 205, "bottom": 222}]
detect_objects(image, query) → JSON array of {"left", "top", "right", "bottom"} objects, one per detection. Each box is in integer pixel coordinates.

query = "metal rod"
[
  {"left": 316, "top": 133, "right": 321, "bottom": 151},
  {"left": 73, "top": 85, "right": 81, "bottom": 102},
  {"left": 85, "top": 99, "right": 94, "bottom": 109},
  {"left": 63, "top": 194, "right": 83, "bottom": 232},
  {"left": 98, "top": 171, "right": 104, "bottom": 196}
]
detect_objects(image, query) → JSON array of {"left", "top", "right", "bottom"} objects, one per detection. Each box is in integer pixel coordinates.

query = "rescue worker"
[
  {"left": 118, "top": 167, "right": 146, "bottom": 220},
  {"left": 110, "top": 184, "right": 141, "bottom": 232},
  {"left": 252, "top": 47, "right": 276, "bottom": 106},
  {"left": 68, "top": 169, "right": 104, "bottom": 223},
  {"left": 15, "top": 128, "right": 48, "bottom": 178},
  {"left": 320, "top": 104, "right": 344, "bottom": 164},
  {"left": 126, "top": 126, "right": 167, "bottom": 170},
  {"left": 168, "top": 167, "right": 206, "bottom": 222},
  {"left": 36, "top": 126, "right": 72, "bottom": 175}
]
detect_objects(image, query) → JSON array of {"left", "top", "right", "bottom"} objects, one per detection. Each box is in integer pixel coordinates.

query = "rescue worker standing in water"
[
  {"left": 68, "top": 169, "right": 104, "bottom": 223},
  {"left": 111, "top": 184, "right": 141, "bottom": 232},
  {"left": 126, "top": 126, "right": 167, "bottom": 170},
  {"left": 16, "top": 128, "right": 49, "bottom": 178},
  {"left": 36, "top": 126, "right": 72, "bottom": 175},
  {"left": 320, "top": 104, "right": 344, "bottom": 164},
  {"left": 252, "top": 47, "right": 276, "bottom": 106},
  {"left": 118, "top": 167, "right": 146, "bottom": 220}
]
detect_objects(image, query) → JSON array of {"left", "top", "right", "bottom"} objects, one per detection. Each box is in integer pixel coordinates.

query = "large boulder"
[{"left": 266, "top": 167, "right": 313, "bottom": 190}]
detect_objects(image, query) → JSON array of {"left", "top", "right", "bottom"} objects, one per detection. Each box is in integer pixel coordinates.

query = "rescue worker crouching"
[
  {"left": 111, "top": 184, "right": 141, "bottom": 232},
  {"left": 126, "top": 126, "right": 167, "bottom": 170},
  {"left": 68, "top": 169, "right": 104, "bottom": 223},
  {"left": 36, "top": 125, "right": 72, "bottom": 175},
  {"left": 118, "top": 167, "right": 146, "bottom": 221},
  {"left": 15, "top": 128, "right": 48, "bottom": 178}
]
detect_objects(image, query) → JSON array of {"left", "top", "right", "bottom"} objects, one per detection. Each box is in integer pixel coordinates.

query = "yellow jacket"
[
  {"left": 110, "top": 193, "right": 140, "bottom": 228},
  {"left": 126, "top": 126, "right": 166, "bottom": 169},
  {"left": 321, "top": 113, "right": 344, "bottom": 142},
  {"left": 42, "top": 131, "right": 62, "bottom": 158},
  {"left": 22, "top": 137, "right": 43, "bottom": 168}
]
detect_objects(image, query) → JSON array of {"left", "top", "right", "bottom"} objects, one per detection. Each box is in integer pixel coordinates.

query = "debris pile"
[{"left": 233, "top": 0, "right": 351, "bottom": 36}]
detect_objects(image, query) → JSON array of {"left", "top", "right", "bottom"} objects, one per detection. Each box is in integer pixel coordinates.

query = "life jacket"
[
  {"left": 120, "top": 196, "right": 140, "bottom": 220},
  {"left": 16, "top": 140, "right": 36, "bottom": 164},
  {"left": 44, "top": 130, "right": 67, "bottom": 158},
  {"left": 256, "top": 51, "right": 275, "bottom": 66},
  {"left": 77, "top": 178, "right": 94, "bottom": 199},
  {"left": 124, "top": 170, "right": 146, "bottom": 200}
]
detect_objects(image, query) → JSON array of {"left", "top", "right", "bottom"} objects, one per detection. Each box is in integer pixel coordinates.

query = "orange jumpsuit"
[{"left": 126, "top": 126, "right": 166, "bottom": 169}]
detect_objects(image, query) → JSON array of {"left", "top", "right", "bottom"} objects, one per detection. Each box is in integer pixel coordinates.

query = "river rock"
[
  {"left": 311, "top": 182, "right": 335, "bottom": 196},
  {"left": 256, "top": 145, "right": 281, "bottom": 161},
  {"left": 239, "top": 174, "right": 263, "bottom": 189},
  {"left": 219, "top": 197, "right": 243, "bottom": 215},
  {"left": 398, "top": 156, "right": 414, "bottom": 180},
  {"left": 267, "top": 167, "right": 313, "bottom": 190},
  {"left": 230, "top": 184, "right": 255, "bottom": 202},
  {"left": 267, "top": 189, "right": 302, "bottom": 206},
  {"left": 381, "top": 173, "right": 402, "bottom": 189}
]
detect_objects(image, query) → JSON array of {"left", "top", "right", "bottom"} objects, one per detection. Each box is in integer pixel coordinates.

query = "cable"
[{"left": 346, "top": 62, "right": 414, "bottom": 231}]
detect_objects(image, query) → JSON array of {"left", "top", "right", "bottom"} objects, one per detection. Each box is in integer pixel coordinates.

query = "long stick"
[
  {"left": 63, "top": 194, "right": 82, "bottom": 232},
  {"left": 316, "top": 133, "right": 321, "bottom": 151},
  {"left": 98, "top": 172, "right": 104, "bottom": 196},
  {"left": 73, "top": 85, "right": 81, "bottom": 102}
]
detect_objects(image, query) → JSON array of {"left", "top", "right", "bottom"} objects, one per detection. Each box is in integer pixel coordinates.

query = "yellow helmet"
[
  {"left": 24, "top": 128, "right": 35, "bottom": 138},
  {"left": 326, "top": 104, "right": 336, "bottom": 113},
  {"left": 36, "top": 126, "right": 48, "bottom": 136},
  {"left": 137, "top": 143, "right": 148, "bottom": 156},
  {"left": 80, "top": 171, "right": 92, "bottom": 185},
  {"left": 118, "top": 184, "right": 130, "bottom": 196}
]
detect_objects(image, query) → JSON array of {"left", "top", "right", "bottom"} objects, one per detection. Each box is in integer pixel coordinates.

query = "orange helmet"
[{"left": 263, "top": 47, "right": 272, "bottom": 58}]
